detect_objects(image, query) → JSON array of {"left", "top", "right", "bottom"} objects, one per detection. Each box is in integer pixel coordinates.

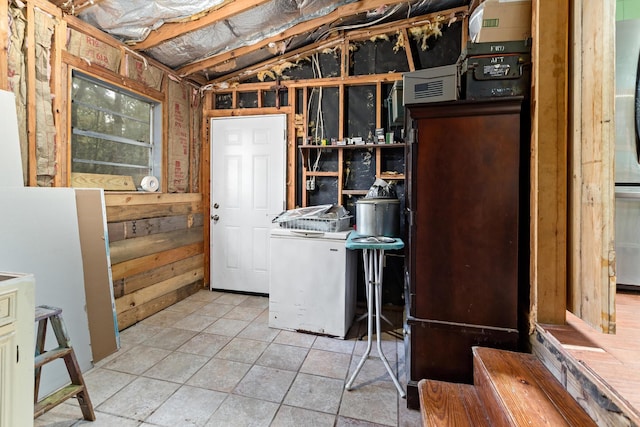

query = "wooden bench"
[{"left": 419, "top": 347, "right": 596, "bottom": 426}]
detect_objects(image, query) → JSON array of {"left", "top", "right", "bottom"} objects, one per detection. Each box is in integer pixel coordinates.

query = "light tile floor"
[{"left": 34, "top": 289, "right": 421, "bottom": 427}]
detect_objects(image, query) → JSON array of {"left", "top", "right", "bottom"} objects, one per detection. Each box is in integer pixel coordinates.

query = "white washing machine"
[{"left": 268, "top": 228, "right": 356, "bottom": 338}]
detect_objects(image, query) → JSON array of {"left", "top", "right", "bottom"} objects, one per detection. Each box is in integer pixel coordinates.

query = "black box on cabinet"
[{"left": 462, "top": 40, "right": 531, "bottom": 100}]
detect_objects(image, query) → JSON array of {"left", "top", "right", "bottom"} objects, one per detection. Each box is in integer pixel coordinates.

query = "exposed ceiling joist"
[
  {"left": 130, "top": 0, "right": 272, "bottom": 51},
  {"left": 211, "top": 5, "right": 468, "bottom": 86},
  {"left": 176, "top": 0, "right": 423, "bottom": 78},
  {"left": 49, "top": 0, "right": 471, "bottom": 83}
]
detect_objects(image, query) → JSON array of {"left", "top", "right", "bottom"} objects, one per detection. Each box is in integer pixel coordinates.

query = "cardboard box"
[{"left": 474, "top": 0, "right": 531, "bottom": 43}]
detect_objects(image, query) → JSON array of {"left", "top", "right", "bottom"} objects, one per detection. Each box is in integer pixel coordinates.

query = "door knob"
[
  {"left": 212, "top": 215, "right": 219, "bottom": 221},
  {"left": 213, "top": 203, "right": 219, "bottom": 209}
]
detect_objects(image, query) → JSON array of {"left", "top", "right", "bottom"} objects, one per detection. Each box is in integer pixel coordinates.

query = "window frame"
[{"left": 69, "top": 70, "right": 163, "bottom": 190}]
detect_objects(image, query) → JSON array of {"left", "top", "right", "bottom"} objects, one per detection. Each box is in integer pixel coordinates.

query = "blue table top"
[{"left": 345, "top": 232, "right": 404, "bottom": 250}]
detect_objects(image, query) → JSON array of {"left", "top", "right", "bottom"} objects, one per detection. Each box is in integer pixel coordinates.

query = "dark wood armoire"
[{"left": 403, "top": 97, "right": 530, "bottom": 409}]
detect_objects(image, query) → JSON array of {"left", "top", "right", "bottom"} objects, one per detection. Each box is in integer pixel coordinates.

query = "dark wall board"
[
  {"left": 284, "top": 50, "right": 342, "bottom": 80},
  {"left": 343, "top": 148, "right": 377, "bottom": 190},
  {"left": 380, "top": 147, "right": 405, "bottom": 175},
  {"left": 260, "top": 89, "right": 289, "bottom": 108},
  {"left": 296, "top": 88, "right": 304, "bottom": 115},
  {"left": 350, "top": 34, "right": 411, "bottom": 75},
  {"left": 215, "top": 93, "right": 233, "bottom": 109},
  {"left": 345, "top": 85, "right": 377, "bottom": 140},
  {"left": 238, "top": 91, "right": 258, "bottom": 108},
  {"left": 307, "top": 86, "right": 340, "bottom": 143},
  {"left": 296, "top": 141, "right": 303, "bottom": 207},
  {"left": 308, "top": 176, "right": 339, "bottom": 206},
  {"left": 411, "top": 20, "right": 463, "bottom": 69},
  {"left": 305, "top": 149, "right": 339, "bottom": 173}
]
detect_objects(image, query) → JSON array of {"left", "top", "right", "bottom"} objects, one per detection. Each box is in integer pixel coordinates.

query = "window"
[{"left": 71, "top": 72, "right": 162, "bottom": 188}]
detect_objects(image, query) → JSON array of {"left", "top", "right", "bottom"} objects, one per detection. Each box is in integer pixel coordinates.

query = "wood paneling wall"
[
  {"left": 531, "top": 0, "right": 569, "bottom": 325},
  {"left": 568, "top": 0, "right": 616, "bottom": 333},
  {"left": 106, "top": 193, "right": 204, "bottom": 330}
]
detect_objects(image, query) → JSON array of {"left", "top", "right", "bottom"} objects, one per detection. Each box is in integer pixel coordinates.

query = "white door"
[{"left": 210, "top": 115, "right": 286, "bottom": 293}]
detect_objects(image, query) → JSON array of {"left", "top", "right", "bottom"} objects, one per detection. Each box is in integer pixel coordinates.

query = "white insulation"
[
  {"left": 79, "top": 0, "right": 356, "bottom": 68},
  {"left": 78, "top": 0, "right": 225, "bottom": 41},
  {"left": 78, "top": 0, "right": 467, "bottom": 72}
]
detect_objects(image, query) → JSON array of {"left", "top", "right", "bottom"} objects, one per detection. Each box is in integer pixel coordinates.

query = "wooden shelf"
[
  {"left": 300, "top": 143, "right": 405, "bottom": 150},
  {"left": 342, "top": 189, "right": 368, "bottom": 196},
  {"left": 307, "top": 171, "right": 339, "bottom": 177},
  {"left": 381, "top": 173, "right": 405, "bottom": 180}
]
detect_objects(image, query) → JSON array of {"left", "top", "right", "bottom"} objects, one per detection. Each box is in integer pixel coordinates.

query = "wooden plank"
[
  {"left": 71, "top": 172, "right": 136, "bottom": 191},
  {"left": 205, "top": 106, "right": 293, "bottom": 118},
  {"left": 105, "top": 192, "right": 201, "bottom": 207},
  {"left": 62, "top": 52, "right": 165, "bottom": 101},
  {"left": 418, "top": 379, "right": 489, "bottom": 426},
  {"left": 205, "top": 7, "right": 467, "bottom": 85},
  {"left": 109, "top": 227, "right": 203, "bottom": 265},
  {"left": 531, "top": 326, "right": 640, "bottom": 426},
  {"left": 115, "top": 269, "right": 204, "bottom": 319},
  {"left": 474, "top": 347, "right": 596, "bottom": 426},
  {"left": 116, "top": 280, "right": 202, "bottom": 330},
  {"left": 568, "top": 0, "right": 616, "bottom": 332},
  {"left": 123, "top": 254, "right": 204, "bottom": 295},
  {"left": 202, "top": 102, "right": 211, "bottom": 288},
  {"left": 107, "top": 213, "right": 204, "bottom": 242},
  {"left": 532, "top": 0, "right": 568, "bottom": 325},
  {"left": 105, "top": 200, "right": 202, "bottom": 222},
  {"left": 131, "top": 0, "right": 272, "bottom": 51},
  {"left": 184, "top": 4, "right": 466, "bottom": 80},
  {"left": 178, "top": 0, "right": 424, "bottom": 77},
  {"left": 0, "top": 1, "right": 8, "bottom": 90},
  {"left": 111, "top": 240, "right": 203, "bottom": 281},
  {"left": 52, "top": 7, "right": 65, "bottom": 187},
  {"left": 286, "top": 88, "right": 296, "bottom": 209},
  {"left": 400, "top": 28, "right": 416, "bottom": 72},
  {"left": 112, "top": 278, "right": 124, "bottom": 299},
  {"left": 58, "top": 61, "right": 69, "bottom": 187},
  {"left": 34, "top": 384, "right": 85, "bottom": 418},
  {"left": 107, "top": 222, "right": 126, "bottom": 243},
  {"left": 26, "top": 1, "right": 36, "bottom": 186},
  {"left": 161, "top": 75, "right": 169, "bottom": 193}
]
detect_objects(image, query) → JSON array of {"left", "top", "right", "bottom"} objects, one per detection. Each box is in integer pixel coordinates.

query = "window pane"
[
  {"left": 72, "top": 103, "right": 151, "bottom": 143},
  {"left": 72, "top": 135, "right": 150, "bottom": 167},
  {"left": 71, "top": 73, "right": 157, "bottom": 188}
]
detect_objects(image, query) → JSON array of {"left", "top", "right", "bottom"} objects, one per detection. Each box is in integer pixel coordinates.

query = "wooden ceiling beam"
[
  {"left": 177, "top": 0, "right": 450, "bottom": 77},
  {"left": 130, "top": 0, "right": 272, "bottom": 51},
  {"left": 207, "top": 36, "right": 344, "bottom": 85},
  {"left": 49, "top": 0, "right": 107, "bottom": 15},
  {"left": 204, "top": 5, "right": 468, "bottom": 85}
]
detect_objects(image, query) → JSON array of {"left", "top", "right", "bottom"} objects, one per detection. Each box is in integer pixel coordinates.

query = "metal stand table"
[{"left": 344, "top": 233, "right": 406, "bottom": 397}]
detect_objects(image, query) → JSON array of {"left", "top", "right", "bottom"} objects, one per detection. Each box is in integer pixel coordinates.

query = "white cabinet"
[{"left": 0, "top": 272, "right": 35, "bottom": 427}]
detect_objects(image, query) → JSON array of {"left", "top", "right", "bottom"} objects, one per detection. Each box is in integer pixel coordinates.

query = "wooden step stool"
[{"left": 34, "top": 305, "right": 95, "bottom": 421}]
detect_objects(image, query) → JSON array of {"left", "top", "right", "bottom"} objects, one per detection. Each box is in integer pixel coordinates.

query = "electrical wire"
[{"left": 304, "top": 53, "right": 325, "bottom": 190}]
